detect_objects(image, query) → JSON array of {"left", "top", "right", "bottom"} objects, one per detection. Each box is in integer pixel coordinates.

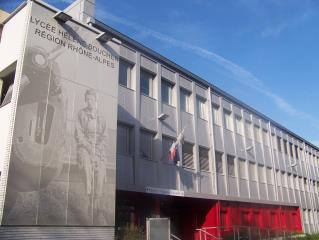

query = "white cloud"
[{"left": 97, "top": 9, "right": 319, "bottom": 132}]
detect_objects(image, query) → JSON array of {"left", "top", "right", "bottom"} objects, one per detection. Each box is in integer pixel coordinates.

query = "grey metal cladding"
[{"left": 2, "top": 2, "right": 119, "bottom": 227}]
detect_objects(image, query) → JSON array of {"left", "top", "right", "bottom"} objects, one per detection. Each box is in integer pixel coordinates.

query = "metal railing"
[
  {"left": 196, "top": 226, "right": 223, "bottom": 240},
  {"left": 196, "top": 225, "right": 303, "bottom": 240},
  {"left": 170, "top": 233, "right": 183, "bottom": 240}
]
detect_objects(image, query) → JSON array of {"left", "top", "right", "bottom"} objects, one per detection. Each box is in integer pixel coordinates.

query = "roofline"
[{"left": 93, "top": 20, "right": 319, "bottom": 152}]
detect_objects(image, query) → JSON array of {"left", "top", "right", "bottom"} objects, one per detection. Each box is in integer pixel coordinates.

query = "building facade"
[{"left": 0, "top": 0, "right": 318, "bottom": 239}]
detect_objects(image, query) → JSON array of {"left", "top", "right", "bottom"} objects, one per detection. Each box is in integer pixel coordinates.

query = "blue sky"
[{"left": 1, "top": 0, "right": 319, "bottom": 147}]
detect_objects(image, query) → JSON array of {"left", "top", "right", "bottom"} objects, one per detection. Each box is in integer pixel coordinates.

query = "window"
[
  {"left": 196, "top": 96, "right": 207, "bottom": 120},
  {"left": 295, "top": 146, "right": 299, "bottom": 159},
  {"left": 283, "top": 139, "right": 288, "bottom": 155},
  {"left": 299, "top": 177, "right": 304, "bottom": 191},
  {"left": 227, "top": 155, "right": 235, "bottom": 176},
  {"left": 235, "top": 115, "right": 244, "bottom": 135},
  {"left": 117, "top": 123, "right": 132, "bottom": 155},
  {"left": 304, "top": 178, "right": 308, "bottom": 190},
  {"left": 140, "top": 69, "right": 154, "bottom": 97},
  {"left": 215, "top": 151, "right": 224, "bottom": 174},
  {"left": 140, "top": 129, "right": 155, "bottom": 160},
  {"left": 296, "top": 177, "right": 301, "bottom": 191},
  {"left": 182, "top": 142, "right": 193, "bottom": 168},
  {"left": 276, "top": 171, "right": 282, "bottom": 186},
  {"left": 162, "top": 135, "right": 175, "bottom": 162},
  {"left": 199, "top": 147, "right": 209, "bottom": 171},
  {"left": 277, "top": 137, "right": 282, "bottom": 152},
  {"left": 289, "top": 142, "right": 294, "bottom": 157},
  {"left": 239, "top": 158, "right": 247, "bottom": 179},
  {"left": 245, "top": 120, "right": 253, "bottom": 139},
  {"left": 161, "top": 79, "right": 174, "bottom": 105},
  {"left": 281, "top": 172, "right": 288, "bottom": 187},
  {"left": 258, "top": 165, "right": 266, "bottom": 183},
  {"left": 254, "top": 125, "right": 261, "bottom": 142},
  {"left": 249, "top": 162, "right": 257, "bottom": 181},
  {"left": 180, "top": 88, "right": 191, "bottom": 113},
  {"left": 263, "top": 130, "right": 269, "bottom": 146},
  {"left": 212, "top": 104, "right": 221, "bottom": 126},
  {"left": 119, "top": 59, "right": 133, "bottom": 88},
  {"left": 266, "top": 167, "right": 274, "bottom": 184},
  {"left": 271, "top": 134, "right": 276, "bottom": 149},
  {"left": 224, "top": 110, "right": 233, "bottom": 131},
  {"left": 0, "top": 65, "right": 15, "bottom": 107}
]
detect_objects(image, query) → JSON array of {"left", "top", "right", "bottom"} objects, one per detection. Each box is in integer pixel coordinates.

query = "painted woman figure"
[{"left": 75, "top": 89, "right": 107, "bottom": 224}]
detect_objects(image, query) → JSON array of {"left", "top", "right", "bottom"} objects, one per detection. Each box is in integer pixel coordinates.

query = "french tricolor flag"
[{"left": 169, "top": 129, "right": 184, "bottom": 164}]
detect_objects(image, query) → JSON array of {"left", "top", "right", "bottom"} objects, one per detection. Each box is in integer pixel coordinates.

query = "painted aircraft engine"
[{"left": 9, "top": 46, "right": 66, "bottom": 192}]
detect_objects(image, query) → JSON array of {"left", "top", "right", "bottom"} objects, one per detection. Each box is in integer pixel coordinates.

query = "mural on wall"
[{"left": 2, "top": 2, "right": 119, "bottom": 226}]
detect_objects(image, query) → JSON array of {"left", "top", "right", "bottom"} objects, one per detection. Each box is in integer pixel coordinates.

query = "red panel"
[{"left": 195, "top": 201, "right": 303, "bottom": 240}]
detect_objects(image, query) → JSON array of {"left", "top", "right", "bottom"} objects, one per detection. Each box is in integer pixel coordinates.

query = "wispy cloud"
[
  {"left": 239, "top": 0, "right": 316, "bottom": 38},
  {"left": 96, "top": 9, "right": 319, "bottom": 134}
]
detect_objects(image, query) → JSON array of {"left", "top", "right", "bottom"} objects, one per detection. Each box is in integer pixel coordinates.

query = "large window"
[
  {"left": 212, "top": 104, "right": 221, "bottom": 126},
  {"left": 180, "top": 88, "right": 191, "bottom": 113},
  {"left": 266, "top": 167, "right": 274, "bottom": 184},
  {"left": 199, "top": 146, "right": 209, "bottom": 171},
  {"left": 276, "top": 171, "right": 282, "bottom": 186},
  {"left": 235, "top": 115, "right": 243, "bottom": 135},
  {"left": 281, "top": 172, "right": 288, "bottom": 187},
  {"left": 258, "top": 165, "right": 266, "bottom": 183},
  {"left": 289, "top": 142, "right": 294, "bottom": 157},
  {"left": 295, "top": 146, "right": 299, "bottom": 159},
  {"left": 140, "top": 129, "right": 155, "bottom": 160},
  {"left": 140, "top": 69, "right": 154, "bottom": 97},
  {"left": 215, "top": 151, "right": 224, "bottom": 174},
  {"left": 277, "top": 137, "right": 282, "bottom": 152},
  {"left": 227, "top": 155, "right": 235, "bottom": 177},
  {"left": 254, "top": 125, "right": 261, "bottom": 142},
  {"left": 263, "top": 130, "right": 269, "bottom": 146},
  {"left": 162, "top": 135, "right": 175, "bottom": 162},
  {"left": 239, "top": 158, "right": 247, "bottom": 179},
  {"left": 245, "top": 120, "right": 253, "bottom": 139},
  {"left": 283, "top": 139, "right": 288, "bottom": 155},
  {"left": 224, "top": 110, "right": 233, "bottom": 131},
  {"left": 196, "top": 96, "right": 207, "bottom": 120},
  {"left": 249, "top": 162, "right": 257, "bottom": 181},
  {"left": 182, "top": 142, "right": 194, "bottom": 168},
  {"left": 0, "top": 65, "right": 15, "bottom": 107},
  {"left": 117, "top": 123, "right": 132, "bottom": 155},
  {"left": 119, "top": 59, "right": 133, "bottom": 88},
  {"left": 161, "top": 79, "right": 174, "bottom": 106}
]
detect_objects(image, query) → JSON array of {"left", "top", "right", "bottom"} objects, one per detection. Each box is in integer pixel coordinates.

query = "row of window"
[
  {"left": 119, "top": 59, "right": 319, "bottom": 162},
  {"left": 120, "top": 59, "right": 208, "bottom": 119},
  {"left": 117, "top": 123, "right": 210, "bottom": 171},
  {"left": 275, "top": 136, "right": 319, "bottom": 164},
  {"left": 118, "top": 123, "right": 319, "bottom": 193},
  {"left": 215, "top": 152, "right": 274, "bottom": 183}
]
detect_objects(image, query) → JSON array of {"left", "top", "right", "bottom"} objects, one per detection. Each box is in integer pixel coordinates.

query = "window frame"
[
  {"left": 227, "top": 155, "right": 236, "bottom": 177},
  {"left": 180, "top": 88, "right": 191, "bottom": 113},
  {"left": 140, "top": 69, "right": 155, "bottom": 98},
  {"left": 119, "top": 59, "right": 133, "bottom": 89},
  {"left": 235, "top": 115, "right": 244, "bottom": 135},
  {"left": 182, "top": 142, "right": 194, "bottom": 169},
  {"left": 215, "top": 151, "right": 224, "bottom": 175},
  {"left": 139, "top": 129, "right": 156, "bottom": 161},
  {"left": 161, "top": 78, "right": 174, "bottom": 106},
  {"left": 224, "top": 109, "right": 233, "bottom": 131},
  {"left": 117, "top": 123, "right": 133, "bottom": 156},
  {"left": 196, "top": 96, "right": 207, "bottom": 120},
  {"left": 199, "top": 146, "right": 210, "bottom": 172}
]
